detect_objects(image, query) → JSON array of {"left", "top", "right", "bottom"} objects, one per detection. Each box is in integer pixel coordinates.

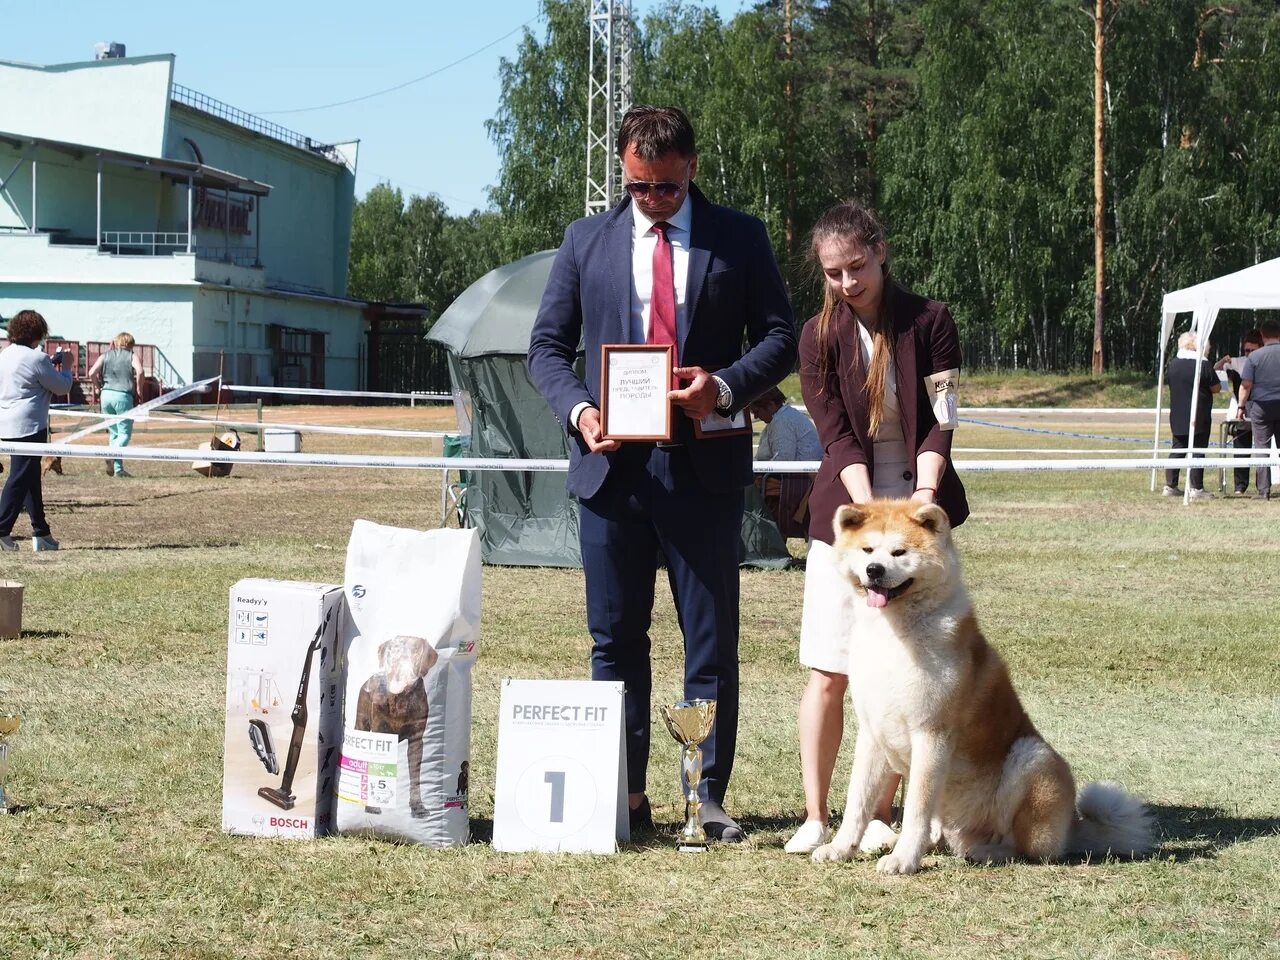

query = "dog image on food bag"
[
  {"left": 353, "top": 634, "right": 439, "bottom": 818},
  {"left": 811, "top": 499, "right": 1153, "bottom": 874}
]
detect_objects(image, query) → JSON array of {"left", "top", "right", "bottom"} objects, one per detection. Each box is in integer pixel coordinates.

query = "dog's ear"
[
  {"left": 409, "top": 635, "right": 440, "bottom": 679},
  {"left": 376, "top": 639, "right": 392, "bottom": 672},
  {"left": 833, "top": 504, "right": 868, "bottom": 537},
  {"left": 911, "top": 502, "right": 950, "bottom": 535}
]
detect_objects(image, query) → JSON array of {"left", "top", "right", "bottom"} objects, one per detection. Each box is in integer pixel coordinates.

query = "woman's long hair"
[{"left": 809, "top": 202, "right": 894, "bottom": 435}]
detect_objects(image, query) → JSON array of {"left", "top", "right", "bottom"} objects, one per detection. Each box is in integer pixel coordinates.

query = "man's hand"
[
  {"left": 577, "top": 406, "right": 621, "bottom": 453},
  {"left": 670, "top": 366, "right": 719, "bottom": 420}
]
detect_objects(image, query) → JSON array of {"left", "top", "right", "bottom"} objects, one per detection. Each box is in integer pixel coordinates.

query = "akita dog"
[{"left": 811, "top": 500, "right": 1152, "bottom": 874}]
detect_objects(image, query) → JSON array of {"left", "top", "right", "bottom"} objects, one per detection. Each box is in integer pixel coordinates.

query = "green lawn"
[{"left": 1, "top": 408, "right": 1277, "bottom": 959}]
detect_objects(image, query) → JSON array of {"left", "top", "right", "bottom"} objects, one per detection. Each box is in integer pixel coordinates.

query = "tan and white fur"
[{"left": 811, "top": 500, "right": 1152, "bottom": 874}]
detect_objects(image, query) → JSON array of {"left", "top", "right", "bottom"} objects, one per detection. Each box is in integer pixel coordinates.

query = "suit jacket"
[
  {"left": 528, "top": 184, "right": 797, "bottom": 498},
  {"left": 799, "top": 286, "right": 969, "bottom": 545}
]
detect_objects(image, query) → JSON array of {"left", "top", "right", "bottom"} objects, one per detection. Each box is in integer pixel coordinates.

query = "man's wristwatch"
[{"left": 713, "top": 376, "right": 733, "bottom": 412}]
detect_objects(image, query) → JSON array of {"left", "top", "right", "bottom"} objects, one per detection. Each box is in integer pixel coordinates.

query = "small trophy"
[
  {"left": 0, "top": 713, "right": 21, "bottom": 814},
  {"left": 660, "top": 699, "right": 717, "bottom": 853}
]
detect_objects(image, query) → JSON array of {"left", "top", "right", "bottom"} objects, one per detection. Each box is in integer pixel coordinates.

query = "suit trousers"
[
  {"left": 578, "top": 442, "right": 744, "bottom": 804},
  {"left": 0, "top": 429, "right": 52, "bottom": 538},
  {"left": 1248, "top": 399, "right": 1280, "bottom": 496},
  {"left": 1166, "top": 430, "right": 1210, "bottom": 491}
]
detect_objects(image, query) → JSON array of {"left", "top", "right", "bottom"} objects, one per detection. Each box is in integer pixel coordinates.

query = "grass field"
[{"left": 1, "top": 399, "right": 1278, "bottom": 959}]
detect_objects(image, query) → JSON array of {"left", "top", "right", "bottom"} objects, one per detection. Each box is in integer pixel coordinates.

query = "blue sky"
[{"left": 4, "top": 0, "right": 748, "bottom": 214}]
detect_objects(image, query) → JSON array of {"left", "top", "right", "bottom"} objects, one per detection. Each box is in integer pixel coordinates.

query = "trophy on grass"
[
  {"left": 0, "top": 713, "right": 21, "bottom": 814},
  {"left": 660, "top": 699, "right": 717, "bottom": 853}
]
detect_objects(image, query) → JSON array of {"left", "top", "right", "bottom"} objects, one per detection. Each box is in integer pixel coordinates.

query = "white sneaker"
[
  {"left": 1161, "top": 485, "right": 1183, "bottom": 497},
  {"left": 784, "top": 819, "right": 831, "bottom": 854},
  {"left": 1188, "top": 488, "right": 1214, "bottom": 501},
  {"left": 32, "top": 535, "right": 60, "bottom": 552},
  {"left": 0, "top": 535, "right": 16, "bottom": 551}
]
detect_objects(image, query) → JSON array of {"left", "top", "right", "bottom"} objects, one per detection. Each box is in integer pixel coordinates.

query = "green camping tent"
[{"left": 426, "top": 250, "right": 793, "bottom": 569}]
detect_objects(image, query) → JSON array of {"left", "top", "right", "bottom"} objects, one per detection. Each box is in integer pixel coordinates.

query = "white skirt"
[{"left": 798, "top": 443, "right": 914, "bottom": 674}]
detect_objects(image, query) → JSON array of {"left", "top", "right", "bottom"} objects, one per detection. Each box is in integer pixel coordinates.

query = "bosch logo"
[
  {"left": 352, "top": 585, "right": 367, "bottom": 599},
  {"left": 270, "top": 816, "right": 310, "bottom": 829}
]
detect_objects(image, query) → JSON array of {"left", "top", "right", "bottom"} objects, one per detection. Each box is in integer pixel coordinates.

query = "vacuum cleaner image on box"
[
  {"left": 257, "top": 607, "right": 332, "bottom": 811},
  {"left": 222, "top": 580, "right": 344, "bottom": 839}
]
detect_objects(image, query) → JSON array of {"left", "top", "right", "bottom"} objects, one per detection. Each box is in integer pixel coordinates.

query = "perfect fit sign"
[{"left": 492, "top": 679, "right": 628, "bottom": 854}]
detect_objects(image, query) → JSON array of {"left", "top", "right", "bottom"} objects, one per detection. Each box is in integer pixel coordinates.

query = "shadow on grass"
[
  {"left": 1150, "top": 803, "right": 1280, "bottom": 860},
  {"left": 71, "top": 541, "right": 242, "bottom": 551},
  {"left": 12, "top": 630, "right": 72, "bottom": 639},
  {"left": 996, "top": 371, "right": 1154, "bottom": 408}
]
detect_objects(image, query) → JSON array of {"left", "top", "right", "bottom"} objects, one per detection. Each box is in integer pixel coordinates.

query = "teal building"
[{"left": 0, "top": 50, "right": 383, "bottom": 390}]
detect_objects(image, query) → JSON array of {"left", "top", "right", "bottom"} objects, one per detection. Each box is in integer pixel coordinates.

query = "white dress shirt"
[{"left": 629, "top": 193, "right": 692, "bottom": 344}]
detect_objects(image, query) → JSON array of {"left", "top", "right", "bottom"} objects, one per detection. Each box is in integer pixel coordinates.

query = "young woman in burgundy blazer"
[{"left": 784, "top": 202, "right": 969, "bottom": 855}]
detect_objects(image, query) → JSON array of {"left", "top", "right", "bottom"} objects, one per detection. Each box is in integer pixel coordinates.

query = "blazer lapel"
[
  {"left": 604, "top": 200, "right": 634, "bottom": 343},
  {"left": 892, "top": 292, "right": 918, "bottom": 445},
  {"left": 683, "top": 186, "right": 714, "bottom": 353}
]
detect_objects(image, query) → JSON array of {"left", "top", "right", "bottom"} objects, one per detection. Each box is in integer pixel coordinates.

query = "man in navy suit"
[{"left": 528, "top": 106, "right": 796, "bottom": 841}]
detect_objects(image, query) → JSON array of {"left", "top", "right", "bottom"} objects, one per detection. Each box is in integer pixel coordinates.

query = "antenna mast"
[{"left": 585, "top": 0, "right": 633, "bottom": 216}]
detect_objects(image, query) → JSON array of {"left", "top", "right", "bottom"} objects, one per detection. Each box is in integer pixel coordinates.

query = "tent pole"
[{"left": 1151, "top": 318, "right": 1172, "bottom": 492}]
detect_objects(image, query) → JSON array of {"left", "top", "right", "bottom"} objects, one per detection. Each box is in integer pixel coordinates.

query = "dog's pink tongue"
[{"left": 866, "top": 587, "right": 889, "bottom": 609}]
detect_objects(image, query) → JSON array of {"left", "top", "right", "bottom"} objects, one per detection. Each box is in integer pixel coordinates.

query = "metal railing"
[
  {"left": 100, "top": 231, "right": 189, "bottom": 255},
  {"left": 150, "top": 347, "right": 187, "bottom": 389},
  {"left": 171, "top": 84, "right": 345, "bottom": 166}
]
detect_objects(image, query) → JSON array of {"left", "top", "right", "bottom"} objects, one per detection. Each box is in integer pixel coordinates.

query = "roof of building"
[{"left": 0, "top": 128, "right": 272, "bottom": 195}]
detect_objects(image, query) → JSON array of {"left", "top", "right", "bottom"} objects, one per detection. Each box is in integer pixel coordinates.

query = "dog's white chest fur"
[{"left": 846, "top": 594, "right": 969, "bottom": 767}]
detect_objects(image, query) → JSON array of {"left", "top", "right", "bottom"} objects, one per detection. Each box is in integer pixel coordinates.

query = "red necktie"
[{"left": 647, "top": 221, "right": 678, "bottom": 386}]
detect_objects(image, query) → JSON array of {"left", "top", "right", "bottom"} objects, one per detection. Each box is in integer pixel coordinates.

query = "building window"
[{"left": 268, "top": 324, "right": 326, "bottom": 389}]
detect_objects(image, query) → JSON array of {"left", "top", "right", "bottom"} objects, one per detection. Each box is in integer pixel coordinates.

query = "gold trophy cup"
[
  {"left": 0, "top": 713, "right": 21, "bottom": 814},
  {"left": 660, "top": 699, "right": 717, "bottom": 853}
]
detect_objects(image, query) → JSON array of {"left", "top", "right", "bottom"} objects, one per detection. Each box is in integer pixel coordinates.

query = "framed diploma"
[
  {"left": 600, "top": 344, "right": 673, "bottom": 441},
  {"left": 693, "top": 407, "right": 753, "bottom": 439}
]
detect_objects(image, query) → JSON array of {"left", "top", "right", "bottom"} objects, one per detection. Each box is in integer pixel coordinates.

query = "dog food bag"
[{"left": 336, "top": 521, "right": 481, "bottom": 847}]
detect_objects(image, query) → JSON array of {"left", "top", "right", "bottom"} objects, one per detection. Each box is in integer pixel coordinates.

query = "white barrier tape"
[
  {"left": 7, "top": 441, "right": 1280, "bottom": 474},
  {"left": 151, "top": 410, "right": 455, "bottom": 440},
  {"left": 0, "top": 441, "right": 565, "bottom": 471},
  {"left": 52, "top": 406, "right": 454, "bottom": 440},
  {"left": 224, "top": 384, "right": 451, "bottom": 401},
  {"left": 61, "top": 377, "right": 221, "bottom": 442}
]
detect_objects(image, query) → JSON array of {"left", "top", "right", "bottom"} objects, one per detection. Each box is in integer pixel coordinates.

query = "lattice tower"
[{"left": 585, "top": 0, "right": 634, "bottom": 216}]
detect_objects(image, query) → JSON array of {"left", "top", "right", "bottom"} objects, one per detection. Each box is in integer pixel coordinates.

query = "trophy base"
[{"left": 676, "top": 842, "right": 709, "bottom": 854}]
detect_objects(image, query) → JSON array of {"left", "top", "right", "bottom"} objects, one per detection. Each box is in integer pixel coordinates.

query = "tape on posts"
[
  {"left": 224, "top": 385, "right": 452, "bottom": 402},
  {"left": 4, "top": 442, "right": 1279, "bottom": 474},
  {"left": 61, "top": 377, "right": 222, "bottom": 442}
]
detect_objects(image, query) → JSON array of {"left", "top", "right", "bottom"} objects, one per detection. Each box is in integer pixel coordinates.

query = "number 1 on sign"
[{"left": 544, "top": 770, "right": 565, "bottom": 823}]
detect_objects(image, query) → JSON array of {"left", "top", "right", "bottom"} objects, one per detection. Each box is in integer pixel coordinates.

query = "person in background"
[
  {"left": 1215, "top": 329, "right": 1263, "bottom": 495},
  {"left": 788, "top": 201, "right": 968, "bottom": 854},
  {"left": 1235, "top": 318, "right": 1280, "bottom": 501},
  {"left": 87, "top": 332, "right": 144, "bottom": 478},
  {"left": 748, "top": 386, "right": 823, "bottom": 539},
  {"left": 0, "top": 309, "right": 73, "bottom": 551},
  {"left": 1164, "top": 331, "right": 1221, "bottom": 500}
]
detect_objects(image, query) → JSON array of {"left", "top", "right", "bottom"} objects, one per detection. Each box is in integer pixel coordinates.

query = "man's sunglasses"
[{"left": 625, "top": 180, "right": 684, "bottom": 200}]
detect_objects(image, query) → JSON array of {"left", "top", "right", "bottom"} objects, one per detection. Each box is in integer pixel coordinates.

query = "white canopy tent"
[{"left": 1153, "top": 257, "right": 1280, "bottom": 502}]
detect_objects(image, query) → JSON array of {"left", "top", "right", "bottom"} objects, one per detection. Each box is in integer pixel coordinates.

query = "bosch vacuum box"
[{"left": 222, "top": 579, "right": 345, "bottom": 838}]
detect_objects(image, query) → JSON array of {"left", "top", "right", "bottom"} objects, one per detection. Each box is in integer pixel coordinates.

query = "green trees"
[{"left": 348, "top": 0, "right": 1280, "bottom": 371}]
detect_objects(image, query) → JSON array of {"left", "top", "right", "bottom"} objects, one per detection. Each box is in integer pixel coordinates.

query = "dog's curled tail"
[{"left": 1066, "top": 781, "right": 1153, "bottom": 858}]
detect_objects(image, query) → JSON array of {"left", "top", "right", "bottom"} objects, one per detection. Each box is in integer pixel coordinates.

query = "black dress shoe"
[
  {"left": 629, "top": 796, "right": 654, "bottom": 834},
  {"left": 698, "top": 799, "right": 744, "bottom": 843}
]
